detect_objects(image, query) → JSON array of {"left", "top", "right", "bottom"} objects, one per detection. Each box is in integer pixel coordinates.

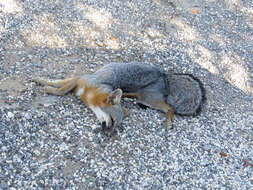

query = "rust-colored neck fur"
[{"left": 80, "top": 84, "right": 110, "bottom": 107}]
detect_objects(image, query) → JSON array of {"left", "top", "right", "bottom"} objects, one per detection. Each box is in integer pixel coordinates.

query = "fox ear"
[{"left": 107, "top": 89, "right": 122, "bottom": 105}]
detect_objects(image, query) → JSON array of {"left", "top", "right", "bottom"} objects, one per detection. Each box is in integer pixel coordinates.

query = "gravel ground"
[{"left": 0, "top": 0, "right": 253, "bottom": 189}]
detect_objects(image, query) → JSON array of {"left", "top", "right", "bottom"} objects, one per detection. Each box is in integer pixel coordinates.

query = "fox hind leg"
[
  {"left": 123, "top": 91, "right": 174, "bottom": 129},
  {"left": 140, "top": 99, "right": 174, "bottom": 129},
  {"left": 154, "top": 101, "right": 174, "bottom": 129}
]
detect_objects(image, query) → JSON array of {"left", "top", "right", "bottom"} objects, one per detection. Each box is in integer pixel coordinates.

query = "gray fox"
[{"left": 32, "top": 62, "right": 205, "bottom": 131}]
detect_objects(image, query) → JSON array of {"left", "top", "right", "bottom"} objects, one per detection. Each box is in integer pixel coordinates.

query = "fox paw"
[
  {"left": 44, "top": 86, "right": 54, "bottom": 93},
  {"left": 32, "top": 78, "right": 42, "bottom": 83},
  {"left": 165, "top": 120, "right": 174, "bottom": 130}
]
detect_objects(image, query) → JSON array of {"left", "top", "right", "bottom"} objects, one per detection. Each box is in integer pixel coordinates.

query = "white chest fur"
[{"left": 75, "top": 88, "right": 84, "bottom": 97}]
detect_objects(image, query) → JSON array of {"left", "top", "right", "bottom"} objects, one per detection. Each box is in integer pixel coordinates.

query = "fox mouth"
[{"left": 101, "top": 117, "right": 115, "bottom": 131}]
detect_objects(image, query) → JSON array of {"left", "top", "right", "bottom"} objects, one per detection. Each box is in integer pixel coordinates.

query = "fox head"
[
  {"left": 81, "top": 85, "right": 124, "bottom": 131},
  {"left": 100, "top": 89, "right": 123, "bottom": 131}
]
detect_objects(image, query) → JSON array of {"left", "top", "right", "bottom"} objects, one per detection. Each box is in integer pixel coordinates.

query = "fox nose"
[
  {"left": 101, "top": 121, "right": 106, "bottom": 128},
  {"left": 111, "top": 118, "right": 114, "bottom": 126}
]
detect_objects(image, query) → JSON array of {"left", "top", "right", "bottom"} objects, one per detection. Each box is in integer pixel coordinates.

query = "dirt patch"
[{"left": 0, "top": 78, "right": 26, "bottom": 96}]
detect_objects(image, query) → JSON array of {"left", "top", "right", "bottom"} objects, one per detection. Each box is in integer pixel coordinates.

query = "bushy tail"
[{"left": 166, "top": 73, "right": 205, "bottom": 116}]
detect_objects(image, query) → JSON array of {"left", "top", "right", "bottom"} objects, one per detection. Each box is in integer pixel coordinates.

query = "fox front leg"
[
  {"left": 122, "top": 92, "right": 175, "bottom": 129},
  {"left": 33, "top": 78, "right": 78, "bottom": 96},
  {"left": 165, "top": 106, "right": 174, "bottom": 129},
  {"left": 144, "top": 100, "right": 174, "bottom": 129}
]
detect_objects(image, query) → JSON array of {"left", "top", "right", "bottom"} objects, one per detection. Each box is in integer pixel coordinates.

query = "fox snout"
[
  {"left": 89, "top": 89, "right": 123, "bottom": 131},
  {"left": 101, "top": 103, "right": 124, "bottom": 131}
]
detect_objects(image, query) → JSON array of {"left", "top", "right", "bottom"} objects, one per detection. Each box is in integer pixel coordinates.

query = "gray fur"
[
  {"left": 82, "top": 62, "right": 168, "bottom": 94},
  {"left": 101, "top": 104, "right": 123, "bottom": 128},
  {"left": 33, "top": 62, "right": 205, "bottom": 130},
  {"left": 82, "top": 62, "right": 204, "bottom": 116},
  {"left": 166, "top": 74, "right": 205, "bottom": 116}
]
